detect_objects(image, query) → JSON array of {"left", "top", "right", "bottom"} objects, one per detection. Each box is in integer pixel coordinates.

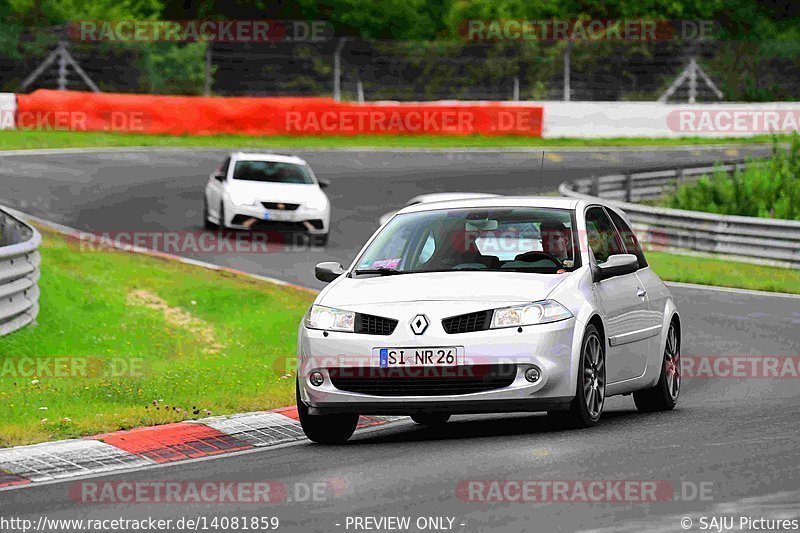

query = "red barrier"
[{"left": 15, "top": 90, "right": 542, "bottom": 137}]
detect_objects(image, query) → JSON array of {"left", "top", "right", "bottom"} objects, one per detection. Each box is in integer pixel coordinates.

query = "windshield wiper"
[{"left": 353, "top": 268, "right": 405, "bottom": 276}]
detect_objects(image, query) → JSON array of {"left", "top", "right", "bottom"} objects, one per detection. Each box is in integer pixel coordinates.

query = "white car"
[
  {"left": 204, "top": 152, "right": 331, "bottom": 245},
  {"left": 378, "top": 192, "right": 499, "bottom": 226},
  {"left": 297, "top": 196, "right": 681, "bottom": 443}
]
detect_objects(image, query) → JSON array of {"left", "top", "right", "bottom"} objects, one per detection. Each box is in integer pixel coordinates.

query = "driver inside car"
[{"left": 540, "top": 221, "right": 573, "bottom": 267}]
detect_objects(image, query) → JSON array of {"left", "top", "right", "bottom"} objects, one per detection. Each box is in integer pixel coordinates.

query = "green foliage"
[
  {"left": 140, "top": 41, "right": 210, "bottom": 95},
  {"left": 665, "top": 135, "right": 800, "bottom": 220}
]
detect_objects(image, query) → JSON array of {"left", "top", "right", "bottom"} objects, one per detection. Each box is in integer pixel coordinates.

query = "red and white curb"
[{"left": 0, "top": 408, "right": 402, "bottom": 490}]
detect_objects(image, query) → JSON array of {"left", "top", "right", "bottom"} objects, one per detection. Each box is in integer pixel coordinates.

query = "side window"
[
  {"left": 607, "top": 209, "right": 648, "bottom": 269},
  {"left": 585, "top": 207, "right": 623, "bottom": 264}
]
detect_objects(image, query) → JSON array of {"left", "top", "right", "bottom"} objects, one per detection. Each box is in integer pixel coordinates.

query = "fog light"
[
  {"left": 524, "top": 366, "right": 541, "bottom": 383},
  {"left": 309, "top": 372, "right": 324, "bottom": 387}
]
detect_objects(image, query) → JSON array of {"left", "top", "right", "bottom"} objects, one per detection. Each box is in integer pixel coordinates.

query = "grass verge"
[
  {"left": 646, "top": 251, "right": 800, "bottom": 294},
  {"left": 0, "top": 130, "right": 788, "bottom": 150},
  {"left": 0, "top": 226, "right": 315, "bottom": 447}
]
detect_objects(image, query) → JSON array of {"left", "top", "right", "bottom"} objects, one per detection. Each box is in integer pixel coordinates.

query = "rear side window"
[
  {"left": 607, "top": 209, "right": 648, "bottom": 269},
  {"left": 585, "top": 207, "right": 623, "bottom": 264}
]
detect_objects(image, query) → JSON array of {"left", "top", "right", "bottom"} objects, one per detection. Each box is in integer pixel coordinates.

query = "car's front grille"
[
  {"left": 354, "top": 313, "right": 398, "bottom": 335},
  {"left": 328, "top": 364, "right": 517, "bottom": 396},
  {"left": 442, "top": 310, "right": 493, "bottom": 334},
  {"left": 262, "top": 202, "right": 299, "bottom": 211}
]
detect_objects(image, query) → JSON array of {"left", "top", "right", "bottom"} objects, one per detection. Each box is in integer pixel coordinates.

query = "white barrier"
[
  {"left": 0, "top": 93, "right": 16, "bottom": 130},
  {"left": 540, "top": 101, "right": 800, "bottom": 138}
]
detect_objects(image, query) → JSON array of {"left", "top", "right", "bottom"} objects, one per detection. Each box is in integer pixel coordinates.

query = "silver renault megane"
[{"left": 297, "top": 197, "right": 681, "bottom": 443}]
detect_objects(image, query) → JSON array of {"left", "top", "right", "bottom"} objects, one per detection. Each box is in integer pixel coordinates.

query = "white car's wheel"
[
  {"left": 552, "top": 324, "right": 605, "bottom": 428},
  {"left": 634, "top": 319, "right": 680, "bottom": 412},
  {"left": 297, "top": 379, "right": 358, "bottom": 444},
  {"left": 218, "top": 202, "right": 227, "bottom": 229}
]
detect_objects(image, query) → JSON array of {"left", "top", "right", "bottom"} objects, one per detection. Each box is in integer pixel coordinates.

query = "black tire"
[
  {"left": 557, "top": 324, "right": 606, "bottom": 429},
  {"left": 310, "top": 233, "right": 329, "bottom": 247},
  {"left": 203, "top": 200, "right": 217, "bottom": 230},
  {"left": 411, "top": 413, "right": 450, "bottom": 426},
  {"left": 633, "top": 319, "right": 680, "bottom": 413},
  {"left": 296, "top": 378, "right": 358, "bottom": 444}
]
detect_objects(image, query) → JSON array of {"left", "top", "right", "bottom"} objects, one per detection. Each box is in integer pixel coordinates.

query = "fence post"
[
  {"left": 512, "top": 76, "right": 519, "bottom": 101},
  {"left": 625, "top": 173, "right": 633, "bottom": 202},
  {"left": 204, "top": 43, "right": 212, "bottom": 96},
  {"left": 57, "top": 41, "right": 68, "bottom": 90},
  {"left": 591, "top": 175, "right": 599, "bottom": 196},
  {"left": 563, "top": 41, "right": 571, "bottom": 102},
  {"left": 356, "top": 78, "right": 364, "bottom": 103},
  {"left": 333, "top": 37, "right": 346, "bottom": 102}
]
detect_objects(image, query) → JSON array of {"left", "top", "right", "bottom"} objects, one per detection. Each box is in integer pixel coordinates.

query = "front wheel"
[
  {"left": 411, "top": 413, "right": 450, "bottom": 426},
  {"left": 203, "top": 199, "right": 217, "bottom": 230},
  {"left": 634, "top": 319, "right": 680, "bottom": 413},
  {"left": 296, "top": 379, "right": 358, "bottom": 444},
  {"left": 556, "top": 324, "right": 606, "bottom": 429}
]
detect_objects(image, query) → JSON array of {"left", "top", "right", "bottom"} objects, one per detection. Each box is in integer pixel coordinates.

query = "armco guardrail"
[
  {"left": 0, "top": 207, "right": 41, "bottom": 336},
  {"left": 559, "top": 161, "right": 800, "bottom": 268}
]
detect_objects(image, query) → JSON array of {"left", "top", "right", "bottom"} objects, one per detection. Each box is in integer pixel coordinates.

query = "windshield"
[
  {"left": 354, "top": 207, "right": 580, "bottom": 275},
  {"left": 232, "top": 160, "right": 314, "bottom": 184}
]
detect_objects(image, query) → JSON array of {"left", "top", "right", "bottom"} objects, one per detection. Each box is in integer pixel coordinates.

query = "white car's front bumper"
[
  {"left": 224, "top": 201, "right": 329, "bottom": 234},
  {"left": 297, "top": 310, "right": 580, "bottom": 415}
]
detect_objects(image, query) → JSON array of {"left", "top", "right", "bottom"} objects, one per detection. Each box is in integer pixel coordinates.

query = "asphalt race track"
[{"left": 2, "top": 144, "right": 799, "bottom": 532}]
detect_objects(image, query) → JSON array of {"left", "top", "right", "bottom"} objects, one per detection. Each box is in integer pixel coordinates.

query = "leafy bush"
[{"left": 664, "top": 135, "right": 800, "bottom": 221}]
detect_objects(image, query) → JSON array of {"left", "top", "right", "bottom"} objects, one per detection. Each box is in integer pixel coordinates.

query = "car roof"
[
  {"left": 230, "top": 152, "right": 307, "bottom": 165},
  {"left": 397, "top": 196, "right": 584, "bottom": 215},
  {"left": 408, "top": 192, "right": 500, "bottom": 205}
]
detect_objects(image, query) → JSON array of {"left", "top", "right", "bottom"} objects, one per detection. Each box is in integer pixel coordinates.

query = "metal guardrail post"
[{"left": 624, "top": 173, "right": 633, "bottom": 202}]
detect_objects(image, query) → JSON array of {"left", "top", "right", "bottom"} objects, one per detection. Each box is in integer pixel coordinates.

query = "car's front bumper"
[
  {"left": 225, "top": 202, "right": 329, "bottom": 234},
  {"left": 297, "top": 313, "right": 579, "bottom": 415}
]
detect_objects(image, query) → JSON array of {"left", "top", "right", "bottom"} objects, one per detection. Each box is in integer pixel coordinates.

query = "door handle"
[{"left": 637, "top": 288, "right": 647, "bottom": 298}]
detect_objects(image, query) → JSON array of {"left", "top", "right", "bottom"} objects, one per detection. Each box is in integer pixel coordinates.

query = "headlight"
[
  {"left": 490, "top": 300, "right": 573, "bottom": 329},
  {"left": 304, "top": 305, "right": 355, "bottom": 332}
]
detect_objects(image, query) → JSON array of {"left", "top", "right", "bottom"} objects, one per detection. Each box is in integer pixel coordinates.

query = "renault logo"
[{"left": 410, "top": 314, "right": 429, "bottom": 335}]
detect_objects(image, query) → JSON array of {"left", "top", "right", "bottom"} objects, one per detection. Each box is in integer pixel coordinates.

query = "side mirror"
[
  {"left": 593, "top": 254, "right": 638, "bottom": 282},
  {"left": 315, "top": 261, "right": 344, "bottom": 283},
  {"left": 212, "top": 172, "right": 226, "bottom": 182},
  {"left": 318, "top": 178, "right": 331, "bottom": 189}
]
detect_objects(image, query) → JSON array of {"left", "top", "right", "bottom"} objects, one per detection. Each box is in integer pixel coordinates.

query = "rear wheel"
[
  {"left": 411, "top": 413, "right": 450, "bottom": 426},
  {"left": 634, "top": 319, "right": 680, "bottom": 412},
  {"left": 296, "top": 379, "right": 358, "bottom": 444},
  {"left": 555, "top": 324, "right": 606, "bottom": 428}
]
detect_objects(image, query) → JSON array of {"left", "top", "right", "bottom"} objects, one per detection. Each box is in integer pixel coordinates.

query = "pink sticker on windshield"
[{"left": 371, "top": 258, "right": 401, "bottom": 269}]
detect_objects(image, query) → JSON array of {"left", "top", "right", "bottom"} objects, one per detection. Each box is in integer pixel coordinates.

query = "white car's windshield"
[
  {"left": 233, "top": 160, "right": 314, "bottom": 184},
  {"left": 355, "top": 207, "right": 580, "bottom": 275}
]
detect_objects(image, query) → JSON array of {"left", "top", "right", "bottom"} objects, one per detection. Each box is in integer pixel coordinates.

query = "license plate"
[
  {"left": 374, "top": 347, "right": 465, "bottom": 368},
  {"left": 264, "top": 210, "right": 293, "bottom": 221}
]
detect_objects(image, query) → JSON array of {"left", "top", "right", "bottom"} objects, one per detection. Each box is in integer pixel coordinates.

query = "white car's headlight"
[
  {"left": 491, "top": 300, "right": 573, "bottom": 329},
  {"left": 304, "top": 305, "right": 355, "bottom": 332}
]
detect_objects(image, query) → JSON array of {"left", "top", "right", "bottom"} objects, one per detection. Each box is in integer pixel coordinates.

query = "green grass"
[
  {"left": 0, "top": 226, "right": 315, "bottom": 447},
  {"left": 646, "top": 251, "right": 800, "bottom": 294},
  {"left": 0, "top": 130, "right": 789, "bottom": 150}
]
